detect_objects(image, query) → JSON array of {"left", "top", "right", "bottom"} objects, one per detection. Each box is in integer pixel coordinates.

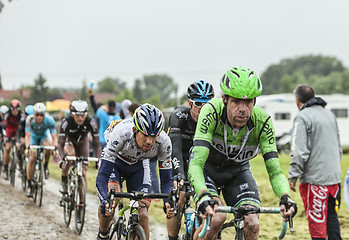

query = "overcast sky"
[{"left": 0, "top": 0, "right": 348, "bottom": 95}]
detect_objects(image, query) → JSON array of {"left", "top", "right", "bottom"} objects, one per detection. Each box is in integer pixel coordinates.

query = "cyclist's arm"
[
  {"left": 24, "top": 116, "right": 32, "bottom": 148},
  {"left": 96, "top": 159, "right": 115, "bottom": 202},
  {"left": 57, "top": 119, "right": 67, "bottom": 159},
  {"left": 157, "top": 134, "right": 173, "bottom": 197},
  {"left": 168, "top": 112, "right": 185, "bottom": 180},
  {"left": 188, "top": 103, "right": 216, "bottom": 200},
  {"left": 47, "top": 116, "right": 58, "bottom": 146},
  {"left": 288, "top": 116, "right": 308, "bottom": 183},
  {"left": 259, "top": 117, "right": 290, "bottom": 198},
  {"left": 89, "top": 94, "right": 98, "bottom": 114},
  {"left": 25, "top": 131, "right": 31, "bottom": 149}
]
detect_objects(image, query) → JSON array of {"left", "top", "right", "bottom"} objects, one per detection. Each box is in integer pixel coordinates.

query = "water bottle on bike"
[{"left": 185, "top": 206, "right": 195, "bottom": 234}]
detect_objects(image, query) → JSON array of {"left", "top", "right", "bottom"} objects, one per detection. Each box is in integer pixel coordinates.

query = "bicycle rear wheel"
[
  {"left": 127, "top": 224, "right": 146, "bottom": 240},
  {"left": 74, "top": 177, "right": 86, "bottom": 234},
  {"left": 10, "top": 147, "right": 17, "bottom": 187}
]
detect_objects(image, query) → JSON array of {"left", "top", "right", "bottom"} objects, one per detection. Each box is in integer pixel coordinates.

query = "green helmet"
[{"left": 220, "top": 67, "right": 262, "bottom": 99}]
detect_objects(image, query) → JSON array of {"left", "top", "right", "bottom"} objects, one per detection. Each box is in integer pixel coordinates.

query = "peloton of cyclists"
[
  {"left": 96, "top": 104, "right": 174, "bottom": 240},
  {"left": 58, "top": 100, "right": 101, "bottom": 194},
  {"left": 167, "top": 80, "right": 215, "bottom": 240},
  {"left": 188, "top": 67, "right": 297, "bottom": 240},
  {"left": 1, "top": 99, "right": 26, "bottom": 180},
  {"left": 25, "top": 102, "right": 57, "bottom": 197}
]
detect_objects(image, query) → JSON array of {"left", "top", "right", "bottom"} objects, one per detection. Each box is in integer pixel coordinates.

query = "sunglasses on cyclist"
[
  {"left": 72, "top": 112, "right": 87, "bottom": 117},
  {"left": 35, "top": 113, "right": 45, "bottom": 117},
  {"left": 10, "top": 107, "right": 20, "bottom": 111},
  {"left": 190, "top": 100, "right": 206, "bottom": 108}
]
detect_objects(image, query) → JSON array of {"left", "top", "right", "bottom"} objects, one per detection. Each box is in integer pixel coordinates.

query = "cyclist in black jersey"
[
  {"left": 58, "top": 100, "right": 101, "bottom": 193},
  {"left": 167, "top": 80, "right": 215, "bottom": 240}
]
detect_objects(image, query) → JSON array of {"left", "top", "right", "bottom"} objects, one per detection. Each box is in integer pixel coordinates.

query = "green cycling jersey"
[{"left": 188, "top": 98, "right": 290, "bottom": 199}]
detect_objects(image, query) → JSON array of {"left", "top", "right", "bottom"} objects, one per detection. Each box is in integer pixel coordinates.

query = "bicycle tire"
[
  {"left": 74, "top": 177, "right": 86, "bottom": 234},
  {"left": 10, "top": 147, "right": 17, "bottom": 187},
  {"left": 36, "top": 160, "right": 44, "bottom": 207},
  {"left": 0, "top": 143, "right": 3, "bottom": 177},
  {"left": 63, "top": 176, "right": 73, "bottom": 227},
  {"left": 21, "top": 159, "right": 27, "bottom": 191},
  {"left": 127, "top": 224, "right": 146, "bottom": 240},
  {"left": 109, "top": 217, "right": 125, "bottom": 240}
]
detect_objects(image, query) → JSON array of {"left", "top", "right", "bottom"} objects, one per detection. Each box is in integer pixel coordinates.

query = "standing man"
[
  {"left": 166, "top": 80, "right": 214, "bottom": 240},
  {"left": 289, "top": 84, "right": 342, "bottom": 240},
  {"left": 188, "top": 67, "right": 297, "bottom": 240}
]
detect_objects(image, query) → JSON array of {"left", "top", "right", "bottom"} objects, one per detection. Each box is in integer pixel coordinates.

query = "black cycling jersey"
[
  {"left": 58, "top": 115, "right": 101, "bottom": 159},
  {"left": 168, "top": 106, "right": 197, "bottom": 180}
]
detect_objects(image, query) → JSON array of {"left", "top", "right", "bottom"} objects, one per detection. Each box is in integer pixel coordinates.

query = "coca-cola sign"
[{"left": 308, "top": 185, "right": 328, "bottom": 223}]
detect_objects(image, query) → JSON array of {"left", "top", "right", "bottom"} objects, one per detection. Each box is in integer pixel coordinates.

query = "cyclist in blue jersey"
[{"left": 25, "top": 102, "right": 57, "bottom": 197}]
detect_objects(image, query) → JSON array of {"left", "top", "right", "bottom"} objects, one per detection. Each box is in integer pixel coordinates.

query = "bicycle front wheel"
[
  {"left": 21, "top": 159, "right": 27, "bottom": 192},
  {"left": 74, "top": 177, "right": 86, "bottom": 234},
  {"left": 127, "top": 224, "right": 146, "bottom": 240},
  {"left": 63, "top": 177, "right": 73, "bottom": 227},
  {"left": 33, "top": 160, "right": 44, "bottom": 207}
]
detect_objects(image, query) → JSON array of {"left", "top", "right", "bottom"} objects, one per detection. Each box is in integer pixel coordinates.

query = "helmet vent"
[
  {"left": 248, "top": 71, "right": 254, "bottom": 79},
  {"left": 257, "top": 78, "right": 261, "bottom": 90},
  {"left": 224, "top": 75, "right": 230, "bottom": 89}
]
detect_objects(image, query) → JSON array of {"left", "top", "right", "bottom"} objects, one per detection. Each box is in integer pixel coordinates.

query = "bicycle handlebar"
[
  {"left": 28, "top": 145, "right": 56, "bottom": 150},
  {"left": 198, "top": 206, "right": 290, "bottom": 239},
  {"left": 109, "top": 191, "right": 169, "bottom": 201},
  {"left": 65, "top": 156, "right": 99, "bottom": 162}
]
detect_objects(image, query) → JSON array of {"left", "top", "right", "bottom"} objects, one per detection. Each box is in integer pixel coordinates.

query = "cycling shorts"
[
  {"left": 203, "top": 164, "right": 260, "bottom": 208},
  {"left": 65, "top": 137, "right": 90, "bottom": 165},
  {"left": 30, "top": 129, "right": 52, "bottom": 145},
  {"left": 113, "top": 157, "right": 152, "bottom": 193}
]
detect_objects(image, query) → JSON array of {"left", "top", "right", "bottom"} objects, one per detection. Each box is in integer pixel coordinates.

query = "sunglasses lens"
[{"left": 35, "top": 113, "right": 44, "bottom": 117}]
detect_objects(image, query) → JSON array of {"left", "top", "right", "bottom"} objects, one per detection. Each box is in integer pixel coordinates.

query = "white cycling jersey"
[{"left": 102, "top": 118, "right": 172, "bottom": 169}]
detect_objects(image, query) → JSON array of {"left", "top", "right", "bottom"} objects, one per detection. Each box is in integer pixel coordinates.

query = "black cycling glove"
[{"left": 280, "top": 194, "right": 297, "bottom": 217}]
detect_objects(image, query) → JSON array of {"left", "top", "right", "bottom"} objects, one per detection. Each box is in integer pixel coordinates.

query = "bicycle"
[
  {"left": 107, "top": 180, "right": 170, "bottom": 240},
  {"left": 199, "top": 204, "right": 294, "bottom": 240},
  {"left": 59, "top": 155, "right": 98, "bottom": 235},
  {"left": 0, "top": 132, "right": 5, "bottom": 178},
  {"left": 28, "top": 145, "right": 56, "bottom": 207},
  {"left": 8, "top": 137, "right": 19, "bottom": 187},
  {"left": 168, "top": 180, "right": 197, "bottom": 240}
]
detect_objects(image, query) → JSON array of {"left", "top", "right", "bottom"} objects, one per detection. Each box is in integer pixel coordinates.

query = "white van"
[{"left": 257, "top": 94, "right": 349, "bottom": 152}]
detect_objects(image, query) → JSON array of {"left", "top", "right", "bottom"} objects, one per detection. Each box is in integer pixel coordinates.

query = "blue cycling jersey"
[
  {"left": 25, "top": 114, "right": 56, "bottom": 135},
  {"left": 96, "top": 108, "right": 121, "bottom": 144}
]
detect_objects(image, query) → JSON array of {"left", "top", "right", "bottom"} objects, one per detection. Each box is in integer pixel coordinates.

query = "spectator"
[{"left": 288, "top": 84, "right": 342, "bottom": 240}]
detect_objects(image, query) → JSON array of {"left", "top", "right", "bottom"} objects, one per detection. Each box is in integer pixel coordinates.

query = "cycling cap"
[
  {"left": 25, "top": 105, "right": 34, "bottom": 115},
  {"left": 187, "top": 80, "right": 215, "bottom": 102},
  {"left": 220, "top": 67, "right": 262, "bottom": 99},
  {"left": 70, "top": 100, "right": 88, "bottom": 113},
  {"left": 10, "top": 99, "right": 21, "bottom": 109},
  {"left": 133, "top": 104, "right": 164, "bottom": 136},
  {"left": 0, "top": 105, "right": 9, "bottom": 114},
  {"left": 33, "top": 102, "right": 47, "bottom": 113}
]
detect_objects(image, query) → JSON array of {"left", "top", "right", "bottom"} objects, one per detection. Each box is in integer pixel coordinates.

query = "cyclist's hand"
[
  {"left": 197, "top": 194, "right": 217, "bottom": 219},
  {"left": 280, "top": 194, "right": 297, "bottom": 219},
  {"left": 101, "top": 200, "right": 114, "bottom": 217},
  {"left": 289, "top": 181, "right": 297, "bottom": 192},
  {"left": 173, "top": 174, "right": 185, "bottom": 190},
  {"left": 165, "top": 202, "right": 175, "bottom": 219}
]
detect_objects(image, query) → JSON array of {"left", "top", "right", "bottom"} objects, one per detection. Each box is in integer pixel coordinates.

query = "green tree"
[
  {"left": 97, "top": 77, "right": 126, "bottom": 93},
  {"left": 132, "top": 79, "right": 144, "bottom": 103},
  {"left": 261, "top": 55, "right": 346, "bottom": 94},
  {"left": 30, "top": 73, "right": 49, "bottom": 103}
]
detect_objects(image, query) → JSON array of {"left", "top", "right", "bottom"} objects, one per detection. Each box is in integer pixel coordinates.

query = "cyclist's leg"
[
  {"left": 3, "top": 139, "right": 12, "bottom": 179},
  {"left": 60, "top": 142, "right": 74, "bottom": 193},
  {"left": 26, "top": 134, "right": 38, "bottom": 196},
  {"left": 166, "top": 189, "right": 186, "bottom": 239},
  {"left": 43, "top": 130, "right": 52, "bottom": 178},
  {"left": 192, "top": 173, "right": 226, "bottom": 240},
  {"left": 126, "top": 159, "right": 152, "bottom": 240},
  {"left": 222, "top": 166, "right": 261, "bottom": 240}
]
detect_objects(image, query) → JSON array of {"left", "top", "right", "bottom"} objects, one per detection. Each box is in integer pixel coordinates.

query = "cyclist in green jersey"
[{"left": 188, "top": 67, "right": 297, "bottom": 240}]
